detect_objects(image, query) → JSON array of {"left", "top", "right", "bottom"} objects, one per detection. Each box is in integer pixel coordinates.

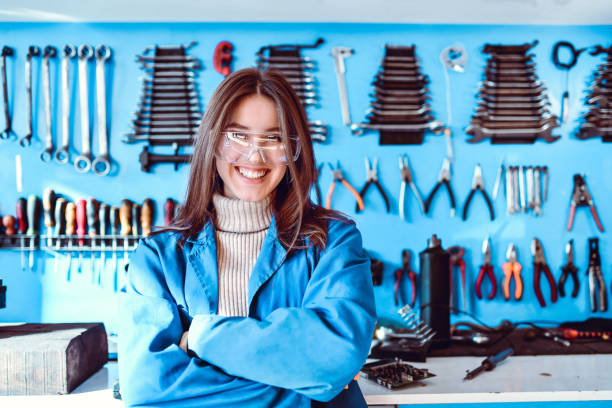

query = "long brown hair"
[{"left": 157, "top": 68, "right": 345, "bottom": 253}]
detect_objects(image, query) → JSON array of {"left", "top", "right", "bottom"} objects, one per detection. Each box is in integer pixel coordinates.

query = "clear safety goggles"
[{"left": 215, "top": 130, "right": 301, "bottom": 166}]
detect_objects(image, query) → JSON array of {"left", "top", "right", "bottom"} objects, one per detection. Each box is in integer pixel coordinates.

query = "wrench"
[
  {"left": 92, "top": 45, "right": 112, "bottom": 176},
  {"left": 512, "top": 166, "right": 520, "bottom": 214},
  {"left": 331, "top": 47, "right": 353, "bottom": 126},
  {"left": 518, "top": 165, "right": 526, "bottom": 211},
  {"left": 20, "top": 46, "right": 40, "bottom": 147},
  {"left": 0, "top": 46, "right": 16, "bottom": 140},
  {"left": 56, "top": 45, "right": 77, "bottom": 164},
  {"left": 526, "top": 166, "right": 534, "bottom": 210},
  {"left": 75, "top": 45, "right": 94, "bottom": 172},
  {"left": 40, "top": 46, "right": 57, "bottom": 162},
  {"left": 533, "top": 166, "right": 542, "bottom": 216},
  {"left": 505, "top": 163, "right": 514, "bottom": 215}
]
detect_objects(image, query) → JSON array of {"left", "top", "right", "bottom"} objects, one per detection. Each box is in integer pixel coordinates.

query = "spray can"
[{"left": 419, "top": 234, "right": 450, "bottom": 347}]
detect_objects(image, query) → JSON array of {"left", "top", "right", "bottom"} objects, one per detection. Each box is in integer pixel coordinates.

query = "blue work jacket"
[{"left": 118, "top": 215, "right": 377, "bottom": 407}]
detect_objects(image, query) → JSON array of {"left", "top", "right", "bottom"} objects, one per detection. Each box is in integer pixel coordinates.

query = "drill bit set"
[
  {"left": 577, "top": 44, "right": 612, "bottom": 142},
  {"left": 256, "top": 38, "right": 327, "bottom": 143},
  {"left": 125, "top": 42, "right": 203, "bottom": 172},
  {"left": 466, "top": 41, "right": 560, "bottom": 144},
  {"left": 352, "top": 44, "right": 443, "bottom": 144}
]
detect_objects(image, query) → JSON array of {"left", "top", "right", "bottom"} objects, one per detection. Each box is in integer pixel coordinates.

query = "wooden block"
[{"left": 0, "top": 323, "right": 108, "bottom": 395}]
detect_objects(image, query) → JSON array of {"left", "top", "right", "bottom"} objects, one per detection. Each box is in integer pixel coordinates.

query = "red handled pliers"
[
  {"left": 449, "top": 246, "right": 467, "bottom": 311},
  {"left": 567, "top": 174, "right": 604, "bottom": 233},
  {"left": 531, "top": 238, "right": 558, "bottom": 307},
  {"left": 394, "top": 249, "right": 417, "bottom": 307},
  {"left": 475, "top": 237, "right": 497, "bottom": 300}
]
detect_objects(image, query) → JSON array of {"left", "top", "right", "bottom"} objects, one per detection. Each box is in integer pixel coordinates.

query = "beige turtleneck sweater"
[{"left": 212, "top": 193, "right": 273, "bottom": 317}]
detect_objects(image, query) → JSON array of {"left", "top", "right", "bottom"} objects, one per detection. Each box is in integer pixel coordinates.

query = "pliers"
[
  {"left": 567, "top": 174, "right": 604, "bottom": 233},
  {"left": 558, "top": 239, "right": 579, "bottom": 298},
  {"left": 531, "top": 238, "right": 558, "bottom": 308},
  {"left": 425, "top": 157, "right": 456, "bottom": 217},
  {"left": 325, "top": 161, "right": 365, "bottom": 211},
  {"left": 449, "top": 246, "right": 467, "bottom": 311},
  {"left": 394, "top": 249, "right": 417, "bottom": 307},
  {"left": 462, "top": 164, "right": 494, "bottom": 221},
  {"left": 587, "top": 237, "right": 607, "bottom": 312},
  {"left": 398, "top": 154, "right": 425, "bottom": 221},
  {"left": 356, "top": 157, "right": 390, "bottom": 213},
  {"left": 502, "top": 243, "right": 523, "bottom": 301},
  {"left": 475, "top": 236, "right": 497, "bottom": 300}
]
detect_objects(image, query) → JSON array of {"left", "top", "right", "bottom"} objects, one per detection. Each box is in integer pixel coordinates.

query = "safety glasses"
[{"left": 215, "top": 130, "right": 301, "bottom": 166}]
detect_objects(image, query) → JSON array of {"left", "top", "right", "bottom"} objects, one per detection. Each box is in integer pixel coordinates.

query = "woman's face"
[{"left": 215, "top": 94, "right": 287, "bottom": 202}]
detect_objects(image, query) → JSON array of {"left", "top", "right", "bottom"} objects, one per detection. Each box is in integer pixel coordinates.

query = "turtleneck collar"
[{"left": 212, "top": 193, "right": 273, "bottom": 233}]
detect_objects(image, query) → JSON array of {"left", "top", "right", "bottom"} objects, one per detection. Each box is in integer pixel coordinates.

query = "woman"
[{"left": 118, "top": 68, "right": 377, "bottom": 407}]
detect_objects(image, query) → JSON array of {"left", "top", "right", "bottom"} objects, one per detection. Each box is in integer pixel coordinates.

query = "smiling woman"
[{"left": 117, "top": 68, "right": 377, "bottom": 408}]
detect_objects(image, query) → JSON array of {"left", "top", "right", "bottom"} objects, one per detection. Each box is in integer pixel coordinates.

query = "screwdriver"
[
  {"left": 16, "top": 197, "right": 27, "bottom": 271},
  {"left": 120, "top": 200, "right": 132, "bottom": 270},
  {"left": 26, "top": 195, "right": 41, "bottom": 271},
  {"left": 42, "top": 188, "right": 56, "bottom": 247},
  {"left": 76, "top": 199, "right": 87, "bottom": 272},
  {"left": 87, "top": 198, "right": 99, "bottom": 280},
  {"left": 164, "top": 198, "right": 175, "bottom": 226},
  {"left": 141, "top": 198, "right": 154, "bottom": 237},
  {"left": 464, "top": 347, "right": 514, "bottom": 380},
  {"left": 65, "top": 202, "right": 76, "bottom": 278},
  {"left": 131, "top": 203, "right": 140, "bottom": 238},
  {"left": 98, "top": 203, "right": 109, "bottom": 285},
  {"left": 53, "top": 198, "right": 67, "bottom": 275},
  {"left": 110, "top": 206, "right": 119, "bottom": 288}
]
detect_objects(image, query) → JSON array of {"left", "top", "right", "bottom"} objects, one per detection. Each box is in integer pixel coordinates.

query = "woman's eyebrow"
[{"left": 226, "top": 122, "right": 280, "bottom": 132}]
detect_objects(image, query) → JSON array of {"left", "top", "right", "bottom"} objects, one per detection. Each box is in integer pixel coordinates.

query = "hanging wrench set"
[
  {"left": 256, "top": 38, "right": 327, "bottom": 143},
  {"left": 491, "top": 163, "right": 550, "bottom": 216},
  {"left": 577, "top": 44, "right": 612, "bottom": 142},
  {"left": 125, "top": 41, "right": 202, "bottom": 172},
  {"left": 466, "top": 41, "right": 561, "bottom": 144},
  {"left": 351, "top": 44, "right": 444, "bottom": 144}
]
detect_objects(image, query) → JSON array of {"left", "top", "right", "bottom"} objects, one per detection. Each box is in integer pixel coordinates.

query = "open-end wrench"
[
  {"left": 512, "top": 166, "right": 520, "bottom": 214},
  {"left": 331, "top": 46, "right": 354, "bottom": 126},
  {"left": 56, "top": 45, "right": 77, "bottom": 164},
  {"left": 519, "top": 165, "right": 526, "bottom": 212},
  {"left": 505, "top": 164, "right": 514, "bottom": 215},
  {"left": 40, "top": 46, "right": 57, "bottom": 162},
  {"left": 526, "top": 166, "right": 534, "bottom": 210},
  {"left": 533, "top": 166, "right": 542, "bottom": 216},
  {"left": 0, "top": 46, "right": 16, "bottom": 140},
  {"left": 20, "top": 46, "right": 40, "bottom": 147},
  {"left": 75, "top": 45, "right": 94, "bottom": 172},
  {"left": 92, "top": 45, "right": 112, "bottom": 176}
]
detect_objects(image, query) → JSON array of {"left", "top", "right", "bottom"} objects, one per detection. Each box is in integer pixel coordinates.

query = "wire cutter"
[
  {"left": 325, "top": 161, "right": 365, "bottom": 211},
  {"left": 502, "top": 243, "right": 523, "bottom": 301},
  {"left": 394, "top": 249, "right": 417, "bottom": 307},
  {"left": 356, "top": 157, "right": 390, "bottom": 213},
  {"left": 425, "top": 157, "right": 456, "bottom": 217},
  {"left": 587, "top": 237, "right": 607, "bottom": 312},
  {"left": 398, "top": 154, "right": 425, "bottom": 221},
  {"left": 567, "top": 174, "right": 604, "bottom": 233},
  {"left": 462, "top": 164, "right": 494, "bottom": 221},
  {"left": 476, "top": 236, "right": 497, "bottom": 300},
  {"left": 531, "top": 238, "right": 558, "bottom": 308},
  {"left": 449, "top": 246, "right": 467, "bottom": 312},
  {"left": 558, "top": 239, "right": 579, "bottom": 298}
]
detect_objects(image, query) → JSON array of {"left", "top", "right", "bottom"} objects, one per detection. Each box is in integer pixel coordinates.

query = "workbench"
[{"left": 1, "top": 355, "right": 612, "bottom": 407}]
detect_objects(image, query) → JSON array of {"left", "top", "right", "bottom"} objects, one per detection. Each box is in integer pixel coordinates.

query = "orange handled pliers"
[
  {"left": 502, "top": 243, "right": 523, "bottom": 301},
  {"left": 325, "top": 161, "right": 365, "bottom": 211}
]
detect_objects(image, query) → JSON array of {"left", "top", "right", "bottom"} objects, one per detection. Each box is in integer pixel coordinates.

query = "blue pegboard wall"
[{"left": 0, "top": 23, "right": 610, "bottom": 334}]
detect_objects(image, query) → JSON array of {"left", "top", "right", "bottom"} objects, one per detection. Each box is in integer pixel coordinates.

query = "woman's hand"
[{"left": 179, "top": 331, "right": 189, "bottom": 353}]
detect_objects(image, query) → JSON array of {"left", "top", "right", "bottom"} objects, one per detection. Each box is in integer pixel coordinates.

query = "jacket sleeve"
[
  {"left": 118, "top": 237, "right": 276, "bottom": 407},
  {"left": 187, "top": 220, "right": 377, "bottom": 402}
]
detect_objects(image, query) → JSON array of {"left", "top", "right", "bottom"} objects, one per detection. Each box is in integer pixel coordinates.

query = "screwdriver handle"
[
  {"left": 54, "top": 198, "right": 67, "bottom": 236},
  {"left": 87, "top": 198, "right": 99, "bottom": 237},
  {"left": 26, "top": 195, "right": 41, "bottom": 235},
  {"left": 164, "top": 198, "right": 175, "bottom": 226},
  {"left": 99, "top": 203, "right": 109, "bottom": 236},
  {"left": 42, "top": 188, "right": 56, "bottom": 228},
  {"left": 16, "top": 197, "right": 27, "bottom": 234},
  {"left": 132, "top": 203, "right": 140, "bottom": 236},
  {"left": 76, "top": 199, "right": 87, "bottom": 243},
  {"left": 66, "top": 202, "right": 76, "bottom": 235},
  {"left": 110, "top": 206, "right": 119, "bottom": 235},
  {"left": 3, "top": 215, "right": 16, "bottom": 235},
  {"left": 141, "top": 198, "right": 154, "bottom": 237},
  {"left": 120, "top": 200, "right": 132, "bottom": 236}
]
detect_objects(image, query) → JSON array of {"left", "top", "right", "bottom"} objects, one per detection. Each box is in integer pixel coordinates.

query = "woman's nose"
[{"left": 247, "top": 147, "right": 266, "bottom": 164}]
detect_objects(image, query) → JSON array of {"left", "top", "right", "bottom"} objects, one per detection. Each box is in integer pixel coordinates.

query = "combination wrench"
[
  {"left": 331, "top": 46, "right": 354, "bottom": 126},
  {"left": 0, "top": 46, "right": 16, "bottom": 140},
  {"left": 40, "top": 46, "right": 57, "bottom": 162},
  {"left": 92, "top": 45, "right": 112, "bottom": 176},
  {"left": 20, "top": 46, "right": 40, "bottom": 147},
  {"left": 56, "top": 45, "right": 77, "bottom": 164},
  {"left": 75, "top": 45, "right": 94, "bottom": 172}
]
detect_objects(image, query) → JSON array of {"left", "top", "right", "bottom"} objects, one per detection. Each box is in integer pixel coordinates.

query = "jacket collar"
[{"left": 185, "top": 216, "right": 287, "bottom": 315}]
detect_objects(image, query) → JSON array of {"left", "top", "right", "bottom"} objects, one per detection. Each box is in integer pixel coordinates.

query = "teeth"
[{"left": 238, "top": 167, "right": 267, "bottom": 179}]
